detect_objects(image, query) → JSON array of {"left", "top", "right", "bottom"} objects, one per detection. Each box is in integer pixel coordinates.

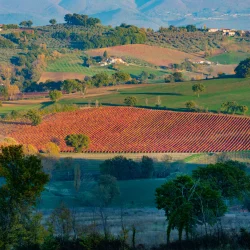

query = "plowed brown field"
[
  {"left": 86, "top": 44, "right": 202, "bottom": 66},
  {"left": 4, "top": 107, "right": 250, "bottom": 153}
]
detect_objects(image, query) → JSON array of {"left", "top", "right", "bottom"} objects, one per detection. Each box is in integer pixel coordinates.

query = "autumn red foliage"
[{"left": 3, "top": 107, "right": 250, "bottom": 153}]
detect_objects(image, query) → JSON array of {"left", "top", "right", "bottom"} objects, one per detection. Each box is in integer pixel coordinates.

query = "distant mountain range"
[{"left": 0, "top": 0, "right": 249, "bottom": 29}]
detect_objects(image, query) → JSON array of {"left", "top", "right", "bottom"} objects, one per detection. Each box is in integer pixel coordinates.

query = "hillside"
[
  {"left": 86, "top": 44, "right": 203, "bottom": 67},
  {"left": 6, "top": 107, "right": 250, "bottom": 153},
  {"left": 0, "top": 0, "right": 250, "bottom": 29}
]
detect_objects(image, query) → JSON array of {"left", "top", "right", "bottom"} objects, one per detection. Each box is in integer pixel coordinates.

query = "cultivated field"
[
  {"left": 86, "top": 44, "right": 203, "bottom": 66},
  {"left": 6, "top": 107, "right": 250, "bottom": 153},
  {"left": 46, "top": 52, "right": 114, "bottom": 76},
  {"left": 39, "top": 72, "right": 86, "bottom": 82}
]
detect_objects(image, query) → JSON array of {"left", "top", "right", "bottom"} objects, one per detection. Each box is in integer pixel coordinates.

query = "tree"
[
  {"left": 192, "top": 83, "right": 205, "bottom": 97},
  {"left": 238, "top": 105, "right": 248, "bottom": 115},
  {"left": 112, "top": 72, "right": 131, "bottom": 83},
  {"left": 19, "top": 20, "right": 33, "bottom": 28},
  {"left": 140, "top": 71, "right": 149, "bottom": 81},
  {"left": 25, "top": 109, "right": 42, "bottom": 126},
  {"left": 173, "top": 72, "right": 184, "bottom": 82},
  {"left": 192, "top": 161, "right": 250, "bottom": 200},
  {"left": 156, "top": 175, "right": 226, "bottom": 244},
  {"left": 0, "top": 145, "right": 49, "bottom": 248},
  {"left": 62, "top": 79, "right": 81, "bottom": 94},
  {"left": 96, "top": 175, "right": 120, "bottom": 207},
  {"left": 221, "top": 101, "right": 239, "bottom": 114},
  {"left": 49, "top": 90, "right": 63, "bottom": 102},
  {"left": 49, "top": 19, "right": 57, "bottom": 25},
  {"left": 141, "top": 156, "right": 154, "bottom": 178},
  {"left": 185, "top": 101, "right": 197, "bottom": 111},
  {"left": 65, "top": 134, "right": 90, "bottom": 153},
  {"left": 235, "top": 58, "right": 250, "bottom": 78},
  {"left": 186, "top": 24, "right": 197, "bottom": 32},
  {"left": 124, "top": 96, "right": 138, "bottom": 106},
  {"left": 44, "top": 142, "right": 60, "bottom": 157},
  {"left": 103, "top": 50, "right": 109, "bottom": 59},
  {"left": 91, "top": 73, "right": 110, "bottom": 87}
]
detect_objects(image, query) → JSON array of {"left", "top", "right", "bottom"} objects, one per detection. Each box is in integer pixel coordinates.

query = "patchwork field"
[
  {"left": 86, "top": 44, "right": 203, "bottom": 66},
  {"left": 6, "top": 107, "right": 250, "bottom": 153}
]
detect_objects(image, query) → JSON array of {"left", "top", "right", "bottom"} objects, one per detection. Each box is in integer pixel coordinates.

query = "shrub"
[
  {"left": 65, "top": 134, "right": 90, "bottom": 152},
  {"left": 49, "top": 90, "right": 63, "bottom": 102},
  {"left": 124, "top": 96, "right": 138, "bottom": 106},
  {"left": 25, "top": 109, "right": 42, "bottom": 126}
]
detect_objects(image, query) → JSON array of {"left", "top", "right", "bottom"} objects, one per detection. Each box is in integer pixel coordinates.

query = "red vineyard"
[{"left": 6, "top": 107, "right": 250, "bottom": 153}]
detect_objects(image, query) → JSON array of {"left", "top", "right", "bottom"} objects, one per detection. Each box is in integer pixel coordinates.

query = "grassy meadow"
[
  {"left": 208, "top": 52, "right": 250, "bottom": 65},
  {"left": 59, "top": 77, "right": 250, "bottom": 114}
]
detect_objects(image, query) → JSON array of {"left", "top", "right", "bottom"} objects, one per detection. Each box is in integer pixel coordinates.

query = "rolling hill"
[
  {"left": 0, "top": 0, "right": 249, "bottom": 29},
  {"left": 5, "top": 107, "right": 250, "bottom": 153},
  {"left": 86, "top": 44, "right": 203, "bottom": 67}
]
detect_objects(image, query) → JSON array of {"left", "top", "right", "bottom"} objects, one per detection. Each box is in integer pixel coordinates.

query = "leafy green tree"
[
  {"left": 140, "top": 71, "right": 149, "bottom": 81},
  {"left": 192, "top": 83, "right": 205, "bottom": 97},
  {"left": 192, "top": 161, "right": 250, "bottom": 200},
  {"left": 0, "top": 145, "right": 49, "bottom": 249},
  {"left": 103, "top": 50, "right": 109, "bottom": 59},
  {"left": 65, "top": 134, "right": 90, "bottom": 153},
  {"left": 238, "top": 105, "right": 248, "bottom": 115},
  {"left": 25, "top": 109, "right": 42, "bottom": 126},
  {"left": 49, "top": 19, "right": 57, "bottom": 25},
  {"left": 112, "top": 72, "right": 131, "bottom": 83},
  {"left": 173, "top": 72, "right": 184, "bottom": 82},
  {"left": 235, "top": 58, "right": 250, "bottom": 78},
  {"left": 62, "top": 79, "right": 81, "bottom": 94},
  {"left": 186, "top": 25, "right": 197, "bottom": 32},
  {"left": 124, "top": 96, "right": 138, "bottom": 106},
  {"left": 185, "top": 100, "right": 197, "bottom": 111},
  {"left": 156, "top": 175, "right": 226, "bottom": 244},
  {"left": 221, "top": 101, "right": 239, "bottom": 114},
  {"left": 141, "top": 156, "right": 154, "bottom": 178},
  {"left": 91, "top": 73, "right": 110, "bottom": 87},
  {"left": 95, "top": 175, "right": 120, "bottom": 207},
  {"left": 49, "top": 90, "right": 63, "bottom": 102}
]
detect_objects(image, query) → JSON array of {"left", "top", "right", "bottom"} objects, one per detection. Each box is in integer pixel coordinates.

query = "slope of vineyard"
[{"left": 6, "top": 107, "right": 250, "bottom": 153}]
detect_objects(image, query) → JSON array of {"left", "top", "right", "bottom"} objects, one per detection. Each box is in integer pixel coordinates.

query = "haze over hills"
[{"left": 0, "top": 0, "right": 249, "bottom": 29}]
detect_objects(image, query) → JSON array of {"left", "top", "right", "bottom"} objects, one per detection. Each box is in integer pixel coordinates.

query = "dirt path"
[{"left": 4, "top": 84, "right": 152, "bottom": 106}]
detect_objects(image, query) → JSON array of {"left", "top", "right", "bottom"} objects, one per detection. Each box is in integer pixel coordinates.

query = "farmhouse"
[
  {"left": 100, "top": 57, "right": 127, "bottom": 66},
  {"left": 208, "top": 28, "right": 219, "bottom": 33},
  {"left": 222, "top": 29, "right": 236, "bottom": 36}
]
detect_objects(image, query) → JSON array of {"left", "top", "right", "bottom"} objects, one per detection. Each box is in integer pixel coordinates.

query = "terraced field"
[{"left": 7, "top": 107, "right": 250, "bottom": 153}]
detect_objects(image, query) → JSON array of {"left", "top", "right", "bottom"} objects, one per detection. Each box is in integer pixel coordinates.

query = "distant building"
[
  {"left": 208, "top": 28, "right": 219, "bottom": 33},
  {"left": 222, "top": 28, "right": 236, "bottom": 36},
  {"left": 99, "top": 57, "right": 127, "bottom": 66},
  {"left": 0, "top": 24, "right": 3, "bottom": 31}
]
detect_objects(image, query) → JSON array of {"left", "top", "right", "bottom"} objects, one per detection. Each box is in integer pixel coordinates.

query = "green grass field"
[
  {"left": 38, "top": 179, "right": 167, "bottom": 209},
  {"left": 60, "top": 77, "right": 250, "bottom": 114},
  {"left": 208, "top": 52, "right": 250, "bottom": 65}
]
